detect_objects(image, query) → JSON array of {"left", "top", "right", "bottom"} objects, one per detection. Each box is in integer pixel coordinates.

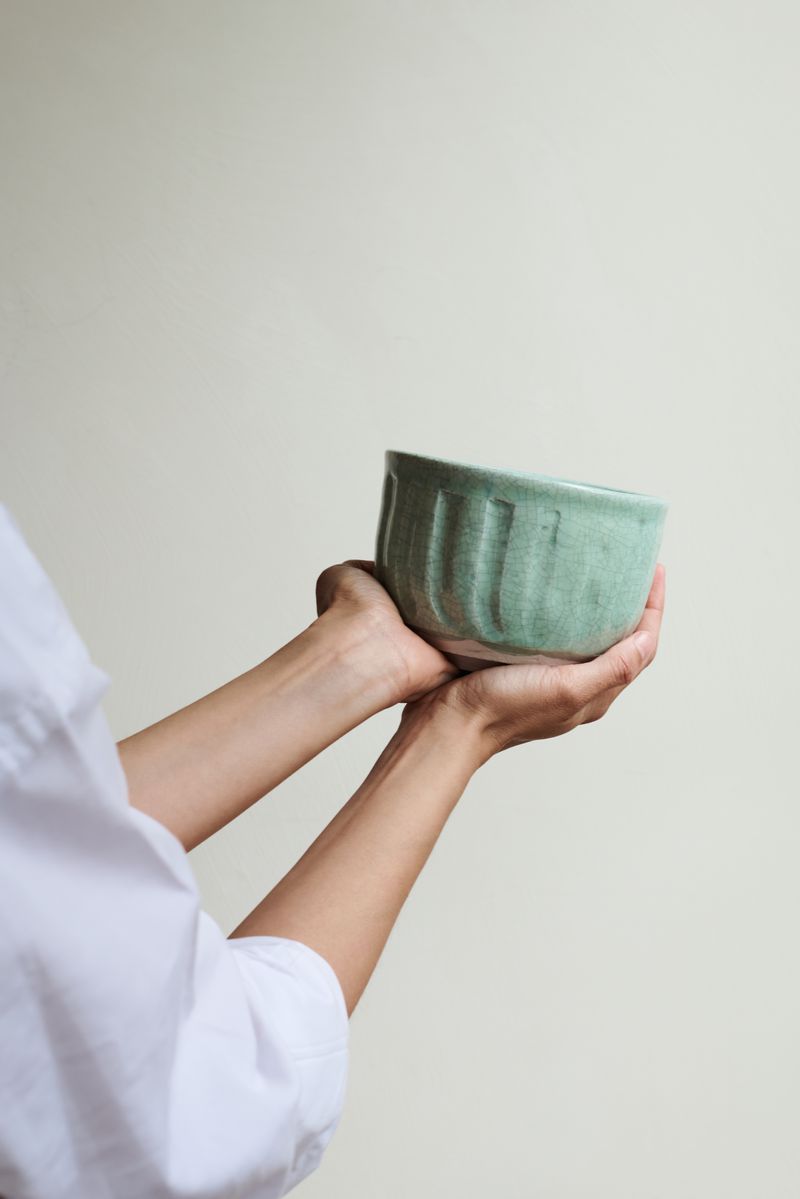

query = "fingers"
[
  {"left": 559, "top": 563, "right": 666, "bottom": 704},
  {"left": 315, "top": 562, "right": 349, "bottom": 614},
  {"left": 315, "top": 566, "right": 335, "bottom": 615},
  {"left": 342, "top": 559, "right": 375, "bottom": 575},
  {"left": 315, "top": 559, "right": 378, "bottom": 616},
  {"left": 636, "top": 561, "right": 666, "bottom": 646}
]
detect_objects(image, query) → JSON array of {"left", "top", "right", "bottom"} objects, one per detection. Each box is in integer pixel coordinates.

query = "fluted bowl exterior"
[{"left": 374, "top": 450, "right": 668, "bottom": 667}]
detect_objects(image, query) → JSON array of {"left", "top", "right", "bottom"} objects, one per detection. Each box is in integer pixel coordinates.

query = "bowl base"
[{"left": 410, "top": 627, "right": 593, "bottom": 673}]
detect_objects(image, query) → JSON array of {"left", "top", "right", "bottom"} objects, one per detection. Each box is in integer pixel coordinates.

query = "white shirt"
[{"left": 0, "top": 504, "right": 349, "bottom": 1199}]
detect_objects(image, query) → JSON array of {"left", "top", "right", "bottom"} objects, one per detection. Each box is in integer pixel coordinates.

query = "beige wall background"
[{"left": 2, "top": 2, "right": 799, "bottom": 1195}]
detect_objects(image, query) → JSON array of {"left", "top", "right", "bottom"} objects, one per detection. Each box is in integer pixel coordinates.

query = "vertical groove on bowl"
[
  {"left": 376, "top": 453, "right": 668, "bottom": 658},
  {"left": 375, "top": 471, "right": 397, "bottom": 573},
  {"left": 387, "top": 477, "right": 428, "bottom": 619},
  {"left": 426, "top": 488, "right": 448, "bottom": 626},
  {"left": 390, "top": 489, "right": 415, "bottom": 617},
  {"left": 438, "top": 489, "right": 472, "bottom": 631},
  {"left": 406, "top": 492, "right": 426, "bottom": 616},
  {"left": 476, "top": 497, "right": 515, "bottom": 637}
]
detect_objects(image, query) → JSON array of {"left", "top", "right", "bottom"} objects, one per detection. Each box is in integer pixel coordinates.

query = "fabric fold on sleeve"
[
  {"left": 230, "top": 935, "right": 350, "bottom": 1191},
  {"left": 0, "top": 505, "right": 350, "bottom": 1199}
]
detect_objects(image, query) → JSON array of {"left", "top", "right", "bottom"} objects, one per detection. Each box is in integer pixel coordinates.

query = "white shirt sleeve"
[{"left": 0, "top": 505, "right": 349, "bottom": 1199}]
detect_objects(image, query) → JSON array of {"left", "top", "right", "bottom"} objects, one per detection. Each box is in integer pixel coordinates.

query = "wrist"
[
  {"left": 400, "top": 687, "right": 496, "bottom": 773},
  {"left": 312, "top": 606, "right": 402, "bottom": 712}
]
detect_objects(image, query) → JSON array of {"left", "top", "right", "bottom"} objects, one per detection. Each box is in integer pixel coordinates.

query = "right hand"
[
  {"left": 422, "top": 564, "right": 666, "bottom": 757},
  {"left": 315, "top": 559, "right": 460, "bottom": 704}
]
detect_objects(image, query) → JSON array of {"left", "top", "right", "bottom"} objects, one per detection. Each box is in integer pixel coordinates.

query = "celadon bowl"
[{"left": 374, "top": 449, "right": 668, "bottom": 671}]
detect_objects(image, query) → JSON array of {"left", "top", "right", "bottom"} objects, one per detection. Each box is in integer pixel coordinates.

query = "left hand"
[
  {"left": 315, "top": 560, "right": 460, "bottom": 703},
  {"left": 416, "top": 563, "right": 666, "bottom": 756}
]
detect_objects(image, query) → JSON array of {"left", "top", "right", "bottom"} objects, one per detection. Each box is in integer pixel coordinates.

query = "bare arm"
[
  {"left": 232, "top": 566, "right": 665, "bottom": 1015},
  {"left": 230, "top": 695, "right": 489, "bottom": 1013},
  {"left": 118, "top": 562, "right": 457, "bottom": 851}
]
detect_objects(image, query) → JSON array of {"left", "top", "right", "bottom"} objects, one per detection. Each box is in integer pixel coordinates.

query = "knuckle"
[
  {"left": 553, "top": 673, "right": 582, "bottom": 714},
  {"left": 315, "top": 563, "right": 345, "bottom": 610},
  {"left": 316, "top": 563, "right": 337, "bottom": 588},
  {"left": 582, "top": 700, "right": 610, "bottom": 725},
  {"left": 610, "top": 652, "right": 636, "bottom": 688}
]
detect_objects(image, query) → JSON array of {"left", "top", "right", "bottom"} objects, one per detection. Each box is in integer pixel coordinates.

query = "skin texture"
[
  {"left": 118, "top": 580, "right": 456, "bottom": 852},
  {"left": 440, "top": 563, "right": 665, "bottom": 753},
  {"left": 122, "top": 560, "right": 666, "bottom": 1014}
]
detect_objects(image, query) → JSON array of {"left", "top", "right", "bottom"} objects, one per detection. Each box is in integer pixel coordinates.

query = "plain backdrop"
[{"left": 2, "top": 3, "right": 799, "bottom": 1196}]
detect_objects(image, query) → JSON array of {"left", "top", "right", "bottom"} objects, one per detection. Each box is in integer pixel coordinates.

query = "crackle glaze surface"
[{"left": 374, "top": 450, "right": 668, "bottom": 669}]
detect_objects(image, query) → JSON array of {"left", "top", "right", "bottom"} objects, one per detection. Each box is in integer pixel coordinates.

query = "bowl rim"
[{"left": 386, "top": 448, "right": 669, "bottom": 507}]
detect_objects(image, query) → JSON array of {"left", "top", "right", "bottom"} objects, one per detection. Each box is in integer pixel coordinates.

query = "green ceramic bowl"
[{"left": 374, "top": 449, "right": 668, "bottom": 671}]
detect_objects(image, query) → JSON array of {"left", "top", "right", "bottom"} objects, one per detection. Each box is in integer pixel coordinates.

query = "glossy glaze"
[{"left": 375, "top": 450, "right": 668, "bottom": 670}]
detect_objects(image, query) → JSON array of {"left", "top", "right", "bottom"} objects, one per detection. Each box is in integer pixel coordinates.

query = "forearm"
[
  {"left": 118, "top": 608, "right": 399, "bottom": 851},
  {"left": 230, "top": 694, "right": 492, "bottom": 1014}
]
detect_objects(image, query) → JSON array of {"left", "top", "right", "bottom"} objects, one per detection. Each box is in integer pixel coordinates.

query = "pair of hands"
[{"left": 316, "top": 559, "right": 665, "bottom": 757}]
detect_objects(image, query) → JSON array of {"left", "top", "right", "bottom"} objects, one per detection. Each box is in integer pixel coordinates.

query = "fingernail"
[{"left": 634, "top": 631, "right": 654, "bottom": 657}]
